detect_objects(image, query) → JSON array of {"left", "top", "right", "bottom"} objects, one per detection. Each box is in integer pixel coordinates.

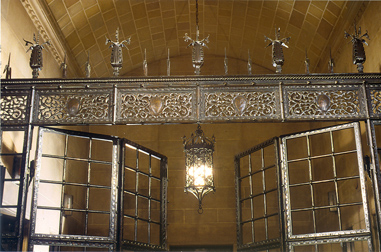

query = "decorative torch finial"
[
  {"left": 344, "top": 22, "right": 370, "bottom": 73},
  {"left": 264, "top": 28, "right": 290, "bottom": 74},
  {"left": 184, "top": 0, "right": 210, "bottom": 75},
  {"left": 24, "top": 31, "right": 50, "bottom": 78},
  {"left": 106, "top": 27, "right": 131, "bottom": 77}
]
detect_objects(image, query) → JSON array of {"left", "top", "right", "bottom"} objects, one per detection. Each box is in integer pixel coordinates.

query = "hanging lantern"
[{"left": 183, "top": 125, "right": 215, "bottom": 213}]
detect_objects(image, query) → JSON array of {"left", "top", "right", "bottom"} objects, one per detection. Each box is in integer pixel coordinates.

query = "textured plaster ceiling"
[{"left": 44, "top": 0, "right": 365, "bottom": 77}]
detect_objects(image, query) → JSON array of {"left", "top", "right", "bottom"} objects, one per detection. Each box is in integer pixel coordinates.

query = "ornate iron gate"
[
  {"left": 236, "top": 122, "right": 375, "bottom": 251},
  {"left": 26, "top": 127, "right": 167, "bottom": 251},
  {"left": 0, "top": 126, "right": 33, "bottom": 251},
  {"left": 282, "top": 122, "right": 372, "bottom": 251},
  {"left": 235, "top": 138, "right": 284, "bottom": 251}
]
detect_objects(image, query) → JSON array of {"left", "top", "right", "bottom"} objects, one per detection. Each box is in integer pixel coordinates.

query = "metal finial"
[
  {"left": 3, "top": 53, "right": 12, "bottom": 79},
  {"left": 344, "top": 22, "right": 370, "bottom": 73},
  {"left": 85, "top": 51, "right": 91, "bottom": 78},
  {"left": 304, "top": 49, "right": 310, "bottom": 74},
  {"left": 106, "top": 28, "right": 131, "bottom": 77},
  {"left": 167, "top": 48, "right": 170, "bottom": 76},
  {"left": 143, "top": 48, "right": 148, "bottom": 76},
  {"left": 224, "top": 48, "right": 228, "bottom": 75},
  {"left": 264, "top": 28, "right": 290, "bottom": 74},
  {"left": 24, "top": 32, "right": 50, "bottom": 78},
  {"left": 247, "top": 50, "right": 252, "bottom": 75},
  {"left": 328, "top": 48, "right": 335, "bottom": 73},
  {"left": 60, "top": 52, "right": 68, "bottom": 78}
]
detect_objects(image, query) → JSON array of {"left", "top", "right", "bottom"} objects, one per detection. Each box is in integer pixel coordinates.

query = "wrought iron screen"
[
  {"left": 281, "top": 122, "right": 372, "bottom": 251},
  {"left": 235, "top": 138, "right": 283, "bottom": 251},
  {"left": 0, "top": 126, "right": 30, "bottom": 251},
  {"left": 28, "top": 127, "right": 167, "bottom": 251}
]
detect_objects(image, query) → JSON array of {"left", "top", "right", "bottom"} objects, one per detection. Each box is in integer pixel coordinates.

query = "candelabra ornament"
[
  {"left": 184, "top": 0, "right": 209, "bottom": 75},
  {"left": 106, "top": 28, "right": 131, "bottom": 77},
  {"left": 264, "top": 28, "right": 290, "bottom": 74},
  {"left": 304, "top": 49, "right": 310, "bottom": 74},
  {"left": 183, "top": 124, "right": 215, "bottom": 214},
  {"left": 224, "top": 47, "right": 228, "bottom": 75},
  {"left": 328, "top": 48, "right": 335, "bottom": 73},
  {"left": 24, "top": 32, "right": 50, "bottom": 78},
  {"left": 247, "top": 50, "right": 252, "bottom": 75},
  {"left": 3, "top": 53, "right": 12, "bottom": 79},
  {"left": 344, "top": 23, "right": 370, "bottom": 73},
  {"left": 85, "top": 51, "right": 91, "bottom": 78},
  {"left": 60, "top": 52, "right": 68, "bottom": 78}
]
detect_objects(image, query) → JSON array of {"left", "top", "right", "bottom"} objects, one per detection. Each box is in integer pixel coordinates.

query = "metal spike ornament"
[
  {"left": 3, "top": 53, "right": 12, "bottom": 79},
  {"left": 24, "top": 32, "right": 50, "bottom": 78},
  {"left": 328, "top": 48, "right": 335, "bottom": 73},
  {"left": 247, "top": 50, "right": 252, "bottom": 75},
  {"left": 264, "top": 28, "right": 290, "bottom": 74},
  {"left": 60, "top": 52, "right": 68, "bottom": 78},
  {"left": 224, "top": 48, "right": 228, "bottom": 75},
  {"left": 106, "top": 28, "right": 131, "bottom": 76},
  {"left": 184, "top": 0, "right": 210, "bottom": 75},
  {"left": 304, "top": 49, "right": 310, "bottom": 74},
  {"left": 143, "top": 48, "right": 148, "bottom": 76},
  {"left": 344, "top": 23, "right": 370, "bottom": 73},
  {"left": 167, "top": 48, "right": 171, "bottom": 76},
  {"left": 85, "top": 51, "right": 91, "bottom": 78}
]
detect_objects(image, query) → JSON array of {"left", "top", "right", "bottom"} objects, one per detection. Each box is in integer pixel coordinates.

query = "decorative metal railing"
[{"left": 1, "top": 74, "right": 381, "bottom": 126}]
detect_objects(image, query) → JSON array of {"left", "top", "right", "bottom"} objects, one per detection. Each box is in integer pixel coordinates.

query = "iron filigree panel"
[
  {"left": 35, "top": 90, "right": 111, "bottom": 124},
  {"left": 369, "top": 85, "right": 381, "bottom": 117},
  {"left": 1, "top": 92, "right": 29, "bottom": 124},
  {"left": 284, "top": 85, "right": 364, "bottom": 119},
  {"left": 117, "top": 89, "right": 196, "bottom": 123},
  {"left": 201, "top": 87, "right": 279, "bottom": 121}
]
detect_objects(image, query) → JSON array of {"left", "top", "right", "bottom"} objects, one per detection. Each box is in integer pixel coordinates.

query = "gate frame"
[{"left": 23, "top": 126, "right": 168, "bottom": 251}]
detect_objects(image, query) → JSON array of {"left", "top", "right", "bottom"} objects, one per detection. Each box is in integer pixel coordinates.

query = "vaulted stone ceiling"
[{"left": 42, "top": 0, "right": 366, "bottom": 77}]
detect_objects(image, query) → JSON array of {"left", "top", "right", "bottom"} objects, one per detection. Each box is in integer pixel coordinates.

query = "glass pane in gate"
[
  {"left": 235, "top": 138, "right": 281, "bottom": 250},
  {"left": 30, "top": 127, "right": 118, "bottom": 250},
  {"left": 281, "top": 123, "right": 370, "bottom": 240},
  {"left": 1, "top": 128, "right": 28, "bottom": 251},
  {"left": 121, "top": 140, "right": 166, "bottom": 250}
]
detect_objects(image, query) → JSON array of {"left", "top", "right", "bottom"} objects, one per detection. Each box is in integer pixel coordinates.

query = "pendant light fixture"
[{"left": 183, "top": 125, "right": 215, "bottom": 213}]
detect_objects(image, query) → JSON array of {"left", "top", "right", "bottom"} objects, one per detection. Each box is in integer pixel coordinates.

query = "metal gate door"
[
  {"left": 28, "top": 127, "right": 167, "bottom": 251},
  {"left": 235, "top": 138, "right": 284, "bottom": 251},
  {"left": 1, "top": 126, "right": 32, "bottom": 251},
  {"left": 236, "top": 122, "right": 374, "bottom": 251},
  {"left": 281, "top": 122, "right": 372, "bottom": 251}
]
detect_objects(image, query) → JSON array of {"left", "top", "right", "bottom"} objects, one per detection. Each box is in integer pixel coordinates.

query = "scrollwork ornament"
[
  {"left": 370, "top": 90, "right": 381, "bottom": 116},
  {"left": 38, "top": 93, "right": 109, "bottom": 122},
  {"left": 288, "top": 90, "right": 360, "bottom": 117},
  {"left": 118, "top": 92, "right": 193, "bottom": 121},
  {"left": 0, "top": 95, "right": 28, "bottom": 123},
  {"left": 204, "top": 91, "right": 277, "bottom": 119}
]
